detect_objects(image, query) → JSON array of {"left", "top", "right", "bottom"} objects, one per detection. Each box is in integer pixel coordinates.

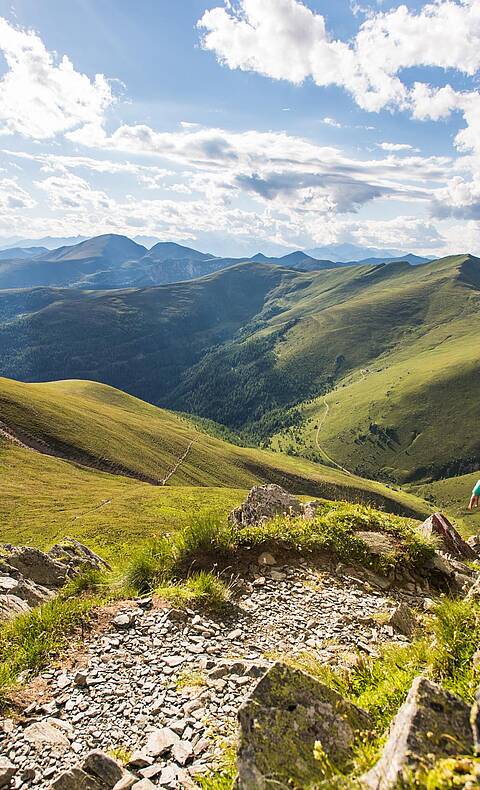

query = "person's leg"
[{"left": 468, "top": 494, "right": 477, "bottom": 510}]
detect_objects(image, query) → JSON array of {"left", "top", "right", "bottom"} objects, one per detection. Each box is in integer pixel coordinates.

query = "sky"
[{"left": 0, "top": 0, "right": 479, "bottom": 256}]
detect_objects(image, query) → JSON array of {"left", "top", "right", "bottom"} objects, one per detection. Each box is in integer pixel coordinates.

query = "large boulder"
[
  {"left": 0, "top": 538, "right": 109, "bottom": 622},
  {"left": 229, "top": 485, "right": 303, "bottom": 528},
  {"left": 361, "top": 676, "right": 473, "bottom": 789},
  {"left": 236, "top": 662, "right": 371, "bottom": 789},
  {"left": 418, "top": 513, "right": 476, "bottom": 559}
]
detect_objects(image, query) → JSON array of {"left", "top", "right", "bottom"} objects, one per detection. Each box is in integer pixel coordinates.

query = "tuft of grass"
[
  {"left": 176, "top": 669, "right": 207, "bottom": 691},
  {"left": 107, "top": 746, "right": 132, "bottom": 766},
  {"left": 177, "top": 514, "right": 235, "bottom": 567},
  {"left": 0, "top": 594, "right": 99, "bottom": 704},
  {"left": 430, "top": 597, "right": 480, "bottom": 700},
  {"left": 61, "top": 567, "right": 110, "bottom": 597},
  {"left": 123, "top": 536, "right": 176, "bottom": 594},
  {"left": 157, "top": 571, "right": 232, "bottom": 610},
  {"left": 196, "top": 743, "right": 237, "bottom": 790}
]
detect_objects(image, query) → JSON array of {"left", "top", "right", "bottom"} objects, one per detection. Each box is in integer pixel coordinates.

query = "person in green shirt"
[{"left": 468, "top": 480, "right": 480, "bottom": 510}]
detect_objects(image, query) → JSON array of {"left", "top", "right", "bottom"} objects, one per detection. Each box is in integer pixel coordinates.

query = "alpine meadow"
[{"left": 1, "top": 2, "right": 480, "bottom": 789}]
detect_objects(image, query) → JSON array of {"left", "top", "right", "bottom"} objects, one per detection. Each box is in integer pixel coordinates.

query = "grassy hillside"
[
  {"left": 267, "top": 255, "right": 480, "bottom": 482},
  {"left": 0, "top": 254, "right": 478, "bottom": 483},
  {"left": 411, "top": 471, "right": 480, "bottom": 537},
  {"left": 0, "top": 377, "right": 428, "bottom": 525}
]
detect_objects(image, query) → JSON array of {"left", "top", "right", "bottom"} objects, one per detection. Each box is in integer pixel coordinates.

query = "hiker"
[{"left": 468, "top": 479, "right": 480, "bottom": 510}]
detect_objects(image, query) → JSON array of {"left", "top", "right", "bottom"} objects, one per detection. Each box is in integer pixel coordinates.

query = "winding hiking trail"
[
  {"left": 313, "top": 369, "right": 370, "bottom": 477},
  {"left": 314, "top": 399, "right": 352, "bottom": 476}
]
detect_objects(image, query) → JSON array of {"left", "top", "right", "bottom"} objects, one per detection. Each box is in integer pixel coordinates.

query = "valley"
[{"left": 0, "top": 245, "right": 478, "bottom": 492}]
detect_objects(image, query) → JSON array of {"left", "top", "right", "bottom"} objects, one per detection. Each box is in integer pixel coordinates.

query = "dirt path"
[
  {"left": 314, "top": 400, "right": 353, "bottom": 476},
  {"left": 161, "top": 440, "right": 195, "bottom": 485}
]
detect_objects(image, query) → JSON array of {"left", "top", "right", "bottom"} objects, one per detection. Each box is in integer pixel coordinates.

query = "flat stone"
[
  {"left": 112, "top": 773, "right": 137, "bottom": 790},
  {"left": 172, "top": 739, "right": 194, "bottom": 766},
  {"left": 49, "top": 767, "right": 103, "bottom": 790},
  {"left": 362, "top": 676, "right": 473, "bottom": 789},
  {"left": 127, "top": 751, "right": 153, "bottom": 769},
  {"left": 388, "top": 603, "right": 417, "bottom": 637},
  {"left": 23, "top": 719, "right": 71, "bottom": 753},
  {"left": 145, "top": 727, "right": 180, "bottom": 757}
]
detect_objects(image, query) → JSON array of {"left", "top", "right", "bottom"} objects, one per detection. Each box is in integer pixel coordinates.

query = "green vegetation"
[
  {"left": 0, "top": 376, "right": 430, "bottom": 559},
  {"left": 0, "top": 593, "right": 100, "bottom": 704},
  {"left": 121, "top": 506, "right": 433, "bottom": 606},
  {"left": 0, "top": 254, "right": 478, "bottom": 488}
]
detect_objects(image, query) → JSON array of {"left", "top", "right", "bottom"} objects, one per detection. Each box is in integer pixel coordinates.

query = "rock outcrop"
[
  {"left": 419, "top": 513, "right": 476, "bottom": 559},
  {"left": 229, "top": 484, "right": 304, "bottom": 527},
  {"left": 0, "top": 538, "right": 109, "bottom": 621},
  {"left": 361, "top": 676, "right": 473, "bottom": 789},
  {"left": 236, "top": 662, "right": 371, "bottom": 789}
]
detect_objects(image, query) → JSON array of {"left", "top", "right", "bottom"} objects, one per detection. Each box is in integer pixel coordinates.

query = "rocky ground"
[{"left": 1, "top": 556, "right": 423, "bottom": 789}]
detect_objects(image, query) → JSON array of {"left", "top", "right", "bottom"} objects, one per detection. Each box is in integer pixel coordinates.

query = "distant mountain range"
[{"left": 0, "top": 233, "right": 434, "bottom": 290}]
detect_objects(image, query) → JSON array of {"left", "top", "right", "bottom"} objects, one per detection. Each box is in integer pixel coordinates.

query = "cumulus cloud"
[
  {"left": 0, "top": 16, "right": 114, "bottom": 138},
  {"left": 198, "top": 0, "right": 480, "bottom": 124},
  {"left": 34, "top": 173, "right": 111, "bottom": 211},
  {"left": 0, "top": 177, "right": 35, "bottom": 209}
]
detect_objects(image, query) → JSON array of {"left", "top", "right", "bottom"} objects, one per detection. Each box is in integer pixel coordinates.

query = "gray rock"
[
  {"left": 257, "top": 552, "right": 276, "bottom": 566},
  {"left": 0, "top": 539, "right": 109, "bottom": 622},
  {"left": 236, "top": 662, "right": 371, "bottom": 789},
  {"left": 23, "top": 719, "right": 71, "bottom": 753},
  {"left": 418, "top": 513, "right": 476, "bottom": 559},
  {"left": 145, "top": 727, "right": 180, "bottom": 757},
  {"left": 131, "top": 780, "right": 156, "bottom": 789},
  {"left": 229, "top": 484, "right": 302, "bottom": 528},
  {"left": 388, "top": 603, "right": 417, "bottom": 637},
  {"left": 49, "top": 767, "right": 103, "bottom": 790},
  {"left": 362, "top": 676, "right": 473, "bottom": 789},
  {"left": 113, "top": 613, "right": 135, "bottom": 630},
  {"left": 82, "top": 751, "right": 123, "bottom": 787},
  {"left": 0, "top": 758, "right": 16, "bottom": 788}
]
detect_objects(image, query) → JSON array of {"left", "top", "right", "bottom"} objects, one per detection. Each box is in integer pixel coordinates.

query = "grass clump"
[
  {"left": 124, "top": 536, "right": 175, "bottom": 594},
  {"left": 157, "top": 571, "right": 232, "bottom": 610},
  {"left": 177, "top": 514, "right": 234, "bottom": 567},
  {"left": 430, "top": 597, "right": 480, "bottom": 700},
  {"left": 0, "top": 594, "right": 99, "bottom": 704}
]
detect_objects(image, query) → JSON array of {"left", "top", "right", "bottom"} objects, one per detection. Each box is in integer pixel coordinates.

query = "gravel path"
[{"left": 2, "top": 559, "right": 418, "bottom": 789}]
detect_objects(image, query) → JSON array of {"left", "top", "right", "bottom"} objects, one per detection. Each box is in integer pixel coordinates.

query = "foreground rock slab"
[
  {"left": 361, "top": 676, "right": 473, "bottom": 789},
  {"left": 236, "top": 661, "right": 371, "bottom": 789}
]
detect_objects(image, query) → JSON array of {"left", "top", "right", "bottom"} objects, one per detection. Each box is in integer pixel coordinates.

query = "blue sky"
[{"left": 0, "top": 0, "right": 479, "bottom": 255}]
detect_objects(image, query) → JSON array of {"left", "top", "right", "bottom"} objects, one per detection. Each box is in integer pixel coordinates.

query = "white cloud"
[
  {"left": 322, "top": 117, "right": 342, "bottom": 128},
  {"left": 198, "top": 0, "right": 480, "bottom": 125},
  {"left": 378, "top": 142, "right": 416, "bottom": 152},
  {"left": 0, "top": 16, "right": 115, "bottom": 139},
  {"left": 34, "top": 173, "right": 111, "bottom": 211},
  {"left": 0, "top": 176, "right": 35, "bottom": 209}
]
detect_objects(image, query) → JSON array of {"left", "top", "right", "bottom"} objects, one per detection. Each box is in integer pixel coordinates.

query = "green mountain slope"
[
  {"left": 0, "top": 254, "right": 478, "bottom": 484},
  {"left": 269, "top": 254, "right": 480, "bottom": 482},
  {"left": 0, "top": 377, "right": 427, "bottom": 520}
]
